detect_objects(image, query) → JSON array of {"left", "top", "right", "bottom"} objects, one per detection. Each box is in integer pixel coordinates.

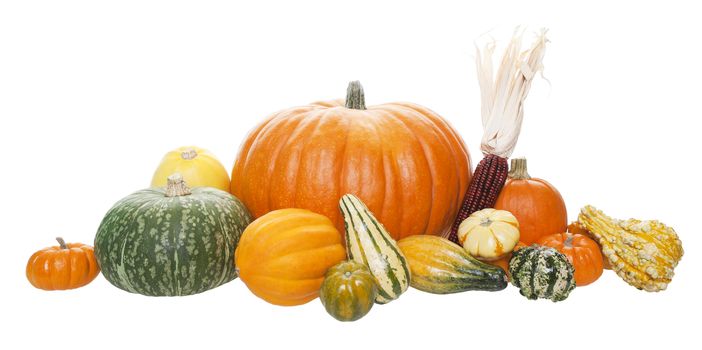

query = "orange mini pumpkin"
[
  {"left": 26, "top": 237, "right": 100, "bottom": 290},
  {"left": 494, "top": 157, "right": 567, "bottom": 245},
  {"left": 537, "top": 232, "right": 604, "bottom": 286},
  {"left": 568, "top": 221, "right": 611, "bottom": 269},
  {"left": 231, "top": 81, "right": 471, "bottom": 240},
  {"left": 235, "top": 209, "right": 346, "bottom": 306}
]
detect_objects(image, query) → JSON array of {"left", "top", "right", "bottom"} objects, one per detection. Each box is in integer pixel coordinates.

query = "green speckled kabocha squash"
[
  {"left": 509, "top": 245, "right": 576, "bottom": 302},
  {"left": 94, "top": 174, "right": 252, "bottom": 296}
]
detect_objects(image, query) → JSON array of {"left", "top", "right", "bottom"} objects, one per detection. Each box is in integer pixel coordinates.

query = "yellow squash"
[
  {"left": 578, "top": 205, "right": 683, "bottom": 292},
  {"left": 457, "top": 208, "right": 520, "bottom": 261},
  {"left": 151, "top": 146, "right": 230, "bottom": 191}
]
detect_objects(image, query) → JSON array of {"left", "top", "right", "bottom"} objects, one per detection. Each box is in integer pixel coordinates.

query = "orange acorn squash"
[{"left": 235, "top": 209, "right": 346, "bottom": 306}]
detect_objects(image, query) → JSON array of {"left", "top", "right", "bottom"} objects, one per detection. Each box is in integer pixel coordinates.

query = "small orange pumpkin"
[
  {"left": 568, "top": 221, "right": 611, "bottom": 269},
  {"left": 235, "top": 209, "right": 346, "bottom": 306},
  {"left": 537, "top": 232, "right": 604, "bottom": 286},
  {"left": 26, "top": 237, "right": 100, "bottom": 290},
  {"left": 494, "top": 157, "right": 567, "bottom": 245}
]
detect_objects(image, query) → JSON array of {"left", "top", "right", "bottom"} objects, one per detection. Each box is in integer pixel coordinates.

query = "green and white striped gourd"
[
  {"left": 509, "top": 244, "right": 576, "bottom": 302},
  {"left": 94, "top": 174, "right": 252, "bottom": 296},
  {"left": 339, "top": 194, "right": 410, "bottom": 304}
]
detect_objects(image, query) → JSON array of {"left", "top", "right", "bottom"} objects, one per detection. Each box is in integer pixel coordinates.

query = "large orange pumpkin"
[
  {"left": 494, "top": 157, "right": 567, "bottom": 244},
  {"left": 231, "top": 81, "right": 471, "bottom": 240},
  {"left": 537, "top": 232, "right": 604, "bottom": 286},
  {"left": 235, "top": 209, "right": 346, "bottom": 306}
]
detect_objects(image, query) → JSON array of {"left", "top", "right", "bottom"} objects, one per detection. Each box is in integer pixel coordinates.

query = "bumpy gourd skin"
[
  {"left": 578, "top": 205, "right": 684, "bottom": 292},
  {"left": 509, "top": 245, "right": 576, "bottom": 302}
]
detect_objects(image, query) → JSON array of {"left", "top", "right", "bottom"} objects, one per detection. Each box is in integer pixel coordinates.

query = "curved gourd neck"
[
  {"left": 165, "top": 173, "right": 192, "bottom": 197},
  {"left": 508, "top": 157, "right": 531, "bottom": 180},
  {"left": 345, "top": 81, "right": 367, "bottom": 110}
]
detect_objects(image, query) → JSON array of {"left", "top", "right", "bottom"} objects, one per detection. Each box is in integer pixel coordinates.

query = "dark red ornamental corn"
[{"left": 448, "top": 154, "right": 509, "bottom": 244}]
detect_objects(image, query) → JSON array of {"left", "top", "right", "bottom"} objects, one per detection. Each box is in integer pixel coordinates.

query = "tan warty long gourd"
[{"left": 578, "top": 205, "right": 683, "bottom": 292}]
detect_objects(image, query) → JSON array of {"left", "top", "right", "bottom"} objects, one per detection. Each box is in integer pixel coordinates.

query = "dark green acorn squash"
[{"left": 319, "top": 260, "right": 377, "bottom": 322}]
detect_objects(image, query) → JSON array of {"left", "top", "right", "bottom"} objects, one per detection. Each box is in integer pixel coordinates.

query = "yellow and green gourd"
[
  {"left": 319, "top": 261, "right": 377, "bottom": 322},
  {"left": 398, "top": 235, "right": 507, "bottom": 294},
  {"left": 339, "top": 194, "right": 410, "bottom": 304}
]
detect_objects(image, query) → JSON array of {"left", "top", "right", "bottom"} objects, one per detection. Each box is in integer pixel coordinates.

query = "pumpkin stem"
[
  {"left": 508, "top": 157, "right": 531, "bottom": 180},
  {"left": 56, "top": 237, "right": 68, "bottom": 250},
  {"left": 165, "top": 173, "right": 192, "bottom": 197},
  {"left": 564, "top": 233, "right": 574, "bottom": 248},
  {"left": 181, "top": 148, "right": 198, "bottom": 160},
  {"left": 345, "top": 81, "right": 367, "bottom": 110}
]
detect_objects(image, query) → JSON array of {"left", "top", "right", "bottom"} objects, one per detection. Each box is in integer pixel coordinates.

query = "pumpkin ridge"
[
  {"left": 387, "top": 102, "right": 471, "bottom": 188},
  {"left": 336, "top": 115, "right": 351, "bottom": 225},
  {"left": 263, "top": 116, "right": 303, "bottom": 215},
  {"left": 294, "top": 109, "right": 332, "bottom": 209},
  {"left": 246, "top": 110, "right": 308, "bottom": 214},
  {"left": 396, "top": 105, "right": 451, "bottom": 236},
  {"left": 380, "top": 108, "right": 433, "bottom": 238},
  {"left": 357, "top": 108, "right": 395, "bottom": 236},
  {"left": 268, "top": 112, "right": 317, "bottom": 214}
]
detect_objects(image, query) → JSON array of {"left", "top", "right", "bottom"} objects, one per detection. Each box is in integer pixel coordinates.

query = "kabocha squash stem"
[
  {"left": 165, "top": 173, "right": 192, "bottom": 197},
  {"left": 345, "top": 80, "right": 366, "bottom": 110},
  {"left": 56, "top": 237, "right": 68, "bottom": 250}
]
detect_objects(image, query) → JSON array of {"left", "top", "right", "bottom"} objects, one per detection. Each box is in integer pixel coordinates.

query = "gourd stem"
[
  {"left": 345, "top": 81, "right": 367, "bottom": 110},
  {"left": 508, "top": 157, "right": 531, "bottom": 179},
  {"left": 181, "top": 148, "right": 198, "bottom": 160},
  {"left": 56, "top": 237, "right": 68, "bottom": 250},
  {"left": 165, "top": 173, "right": 192, "bottom": 197}
]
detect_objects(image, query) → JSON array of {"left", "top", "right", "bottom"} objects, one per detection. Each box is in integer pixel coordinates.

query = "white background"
[{"left": 1, "top": 1, "right": 700, "bottom": 349}]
